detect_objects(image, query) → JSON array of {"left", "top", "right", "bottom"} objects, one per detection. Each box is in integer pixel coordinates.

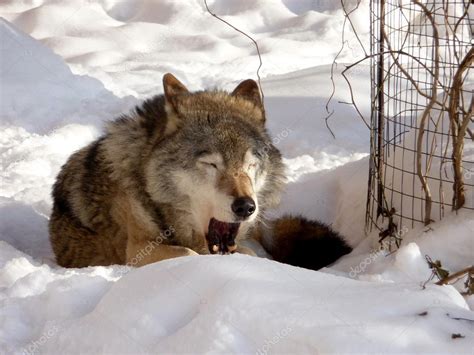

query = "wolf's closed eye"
[
  {"left": 197, "top": 152, "right": 222, "bottom": 170},
  {"left": 198, "top": 160, "right": 218, "bottom": 169},
  {"left": 204, "top": 162, "right": 218, "bottom": 169}
]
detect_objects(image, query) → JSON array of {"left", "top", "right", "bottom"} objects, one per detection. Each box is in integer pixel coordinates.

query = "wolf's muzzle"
[{"left": 231, "top": 197, "right": 256, "bottom": 218}]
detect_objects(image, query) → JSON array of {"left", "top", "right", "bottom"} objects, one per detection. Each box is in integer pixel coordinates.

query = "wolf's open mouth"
[{"left": 206, "top": 218, "right": 240, "bottom": 254}]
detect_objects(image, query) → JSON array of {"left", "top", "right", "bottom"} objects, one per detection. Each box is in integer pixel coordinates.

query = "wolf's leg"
[
  {"left": 126, "top": 240, "right": 198, "bottom": 267},
  {"left": 235, "top": 245, "right": 257, "bottom": 256},
  {"left": 50, "top": 208, "right": 124, "bottom": 267},
  {"left": 118, "top": 195, "right": 198, "bottom": 267}
]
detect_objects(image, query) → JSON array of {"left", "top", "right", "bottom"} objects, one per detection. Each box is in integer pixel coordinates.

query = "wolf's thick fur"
[{"left": 49, "top": 74, "right": 351, "bottom": 269}]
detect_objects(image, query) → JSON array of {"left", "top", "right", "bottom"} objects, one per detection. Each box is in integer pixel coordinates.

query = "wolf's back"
[{"left": 49, "top": 137, "right": 125, "bottom": 267}]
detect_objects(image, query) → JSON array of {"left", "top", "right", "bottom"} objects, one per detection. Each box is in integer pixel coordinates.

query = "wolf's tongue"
[{"left": 206, "top": 218, "right": 240, "bottom": 254}]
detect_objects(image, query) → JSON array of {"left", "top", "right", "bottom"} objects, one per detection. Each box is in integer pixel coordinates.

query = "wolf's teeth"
[{"left": 212, "top": 245, "right": 219, "bottom": 253}]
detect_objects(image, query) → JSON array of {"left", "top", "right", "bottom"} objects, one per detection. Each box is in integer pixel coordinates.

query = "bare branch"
[
  {"left": 412, "top": 0, "right": 440, "bottom": 225},
  {"left": 203, "top": 0, "right": 265, "bottom": 112},
  {"left": 450, "top": 48, "right": 474, "bottom": 209},
  {"left": 435, "top": 266, "right": 474, "bottom": 286},
  {"left": 325, "top": 0, "right": 368, "bottom": 138}
]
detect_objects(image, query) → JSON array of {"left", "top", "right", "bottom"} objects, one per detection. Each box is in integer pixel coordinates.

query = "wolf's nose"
[{"left": 232, "top": 197, "right": 256, "bottom": 218}]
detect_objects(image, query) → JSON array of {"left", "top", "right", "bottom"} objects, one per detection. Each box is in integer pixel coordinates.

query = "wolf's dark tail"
[{"left": 261, "top": 215, "right": 352, "bottom": 270}]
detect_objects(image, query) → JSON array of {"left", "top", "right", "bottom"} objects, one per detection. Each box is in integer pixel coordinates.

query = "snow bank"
[
  {"left": 4, "top": 255, "right": 473, "bottom": 354},
  {"left": 0, "top": 18, "right": 135, "bottom": 134},
  {"left": 1, "top": 0, "right": 369, "bottom": 98}
]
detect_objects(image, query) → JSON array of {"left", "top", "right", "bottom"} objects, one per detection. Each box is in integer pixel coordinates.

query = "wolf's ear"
[
  {"left": 162, "top": 73, "right": 189, "bottom": 135},
  {"left": 231, "top": 79, "right": 263, "bottom": 109},
  {"left": 163, "top": 73, "right": 189, "bottom": 106}
]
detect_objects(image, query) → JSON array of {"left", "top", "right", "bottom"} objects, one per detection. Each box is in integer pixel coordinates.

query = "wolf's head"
[{"left": 145, "top": 74, "right": 286, "bottom": 253}]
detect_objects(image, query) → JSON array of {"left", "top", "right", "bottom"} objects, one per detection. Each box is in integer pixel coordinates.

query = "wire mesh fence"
[{"left": 366, "top": 0, "right": 473, "bottom": 247}]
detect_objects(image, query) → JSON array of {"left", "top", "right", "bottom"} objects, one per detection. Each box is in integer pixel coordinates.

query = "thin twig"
[
  {"left": 411, "top": 0, "right": 440, "bottom": 225},
  {"left": 436, "top": 266, "right": 474, "bottom": 285},
  {"left": 203, "top": 0, "right": 265, "bottom": 111},
  {"left": 449, "top": 48, "right": 474, "bottom": 210},
  {"left": 325, "top": 0, "right": 366, "bottom": 139}
]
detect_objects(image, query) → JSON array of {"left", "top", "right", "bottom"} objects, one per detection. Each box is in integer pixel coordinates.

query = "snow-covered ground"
[{"left": 1, "top": 1, "right": 473, "bottom": 354}]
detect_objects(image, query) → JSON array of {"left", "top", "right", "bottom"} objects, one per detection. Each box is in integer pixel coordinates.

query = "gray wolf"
[{"left": 49, "top": 73, "right": 351, "bottom": 269}]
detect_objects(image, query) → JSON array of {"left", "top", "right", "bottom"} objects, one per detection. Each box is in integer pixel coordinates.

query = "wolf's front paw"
[
  {"left": 235, "top": 245, "right": 257, "bottom": 256},
  {"left": 180, "top": 247, "right": 199, "bottom": 257}
]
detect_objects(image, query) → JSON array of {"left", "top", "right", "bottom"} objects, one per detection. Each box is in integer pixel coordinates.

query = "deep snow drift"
[{"left": 1, "top": 1, "right": 473, "bottom": 354}]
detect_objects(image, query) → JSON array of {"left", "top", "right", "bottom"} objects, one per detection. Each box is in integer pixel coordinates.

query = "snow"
[{"left": 1, "top": 0, "right": 473, "bottom": 354}]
